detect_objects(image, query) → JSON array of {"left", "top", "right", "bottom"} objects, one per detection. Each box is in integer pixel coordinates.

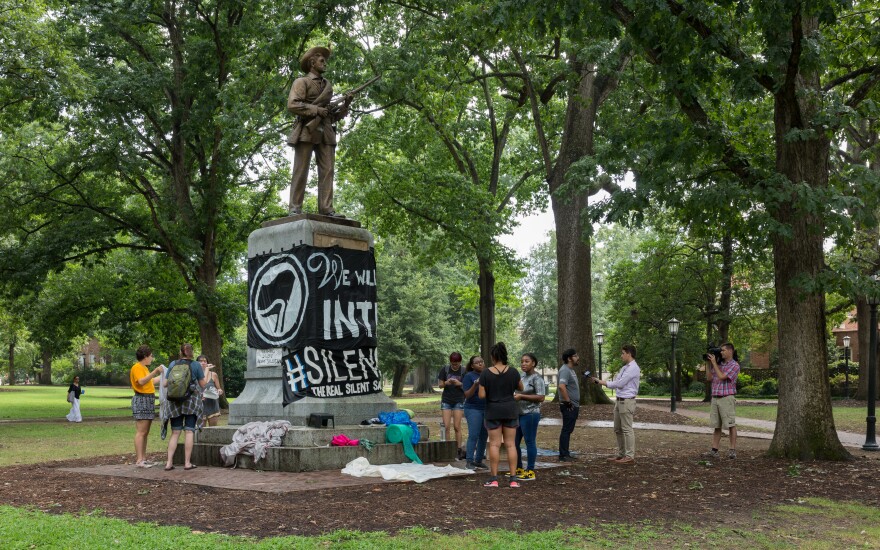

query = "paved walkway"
[{"left": 531, "top": 401, "right": 866, "bottom": 449}]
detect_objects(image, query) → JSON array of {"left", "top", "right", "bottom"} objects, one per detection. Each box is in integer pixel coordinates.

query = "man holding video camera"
[
  {"left": 703, "top": 343, "right": 740, "bottom": 459},
  {"left": 591, "top": 344, "right": 640, "bottom": 464}
]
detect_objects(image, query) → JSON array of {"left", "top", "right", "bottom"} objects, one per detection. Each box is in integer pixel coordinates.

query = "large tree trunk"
[
  {"left": 704, "top": 234, "right": 734, "bottom": 401},
  {"left": 7, "top": 337, "right": 15, "bottom": 386},
  {"left": 411, "top": 363, "right": 435, "bottom": 394},
  {"left": 477, "top": 256, "right": 497, "bottom": 363},
  {"left": 391, "top": 364, "right": 408, "bottom": 398},
  {"left": 766, "top": 70, "right": 847, "bottom": 458},
  {"left": 197, "top": 303, "right": 224, "bottom": 389},
  {"left": 39, "top": 347, "right": 52, "bottom": 385},
  {"left": 548, "top": 60, "right": 618, "bottom": 406}
]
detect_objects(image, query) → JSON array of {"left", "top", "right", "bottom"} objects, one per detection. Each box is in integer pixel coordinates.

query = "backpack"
[{"left": 166, "top": 360, "right": 193, "bottom": 401}]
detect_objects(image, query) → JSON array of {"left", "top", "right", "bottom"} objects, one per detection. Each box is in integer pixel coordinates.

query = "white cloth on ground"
[
  {"left": 219, "top": 420, "right": 292, "bottom": 467},
  {"left": 66, "top": 398, "right": 82, "bottom": 422},
  {"left": 341, "top": 457, "right": 474, "bottom": 483}
]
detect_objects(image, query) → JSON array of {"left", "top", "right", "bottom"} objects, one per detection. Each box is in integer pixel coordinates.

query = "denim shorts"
[
  {"left": 484, "top": 417, "right": 519, "bottom": 430},
  {"left": 440, "top": 402, "right": 465, "bottom": 411},
  {"left": 170, "top": 414, "right": 198, "bottom": 432}
]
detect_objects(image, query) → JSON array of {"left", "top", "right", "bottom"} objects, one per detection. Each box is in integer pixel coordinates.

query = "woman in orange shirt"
[{"left": 130, "top": 344, "right": 163, "bottom": 468}]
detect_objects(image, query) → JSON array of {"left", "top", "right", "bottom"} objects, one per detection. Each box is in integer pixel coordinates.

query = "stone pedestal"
[{"left": 229, "top": 214, "right": 396, "bottom": 426}]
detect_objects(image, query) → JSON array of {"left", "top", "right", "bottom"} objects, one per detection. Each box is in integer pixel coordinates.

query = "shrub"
[
  {"left": 736, "top": 373, "right": 753, "bottom": 391},
  {"left": 738, "top": 384, "right": 761, "bottom": 397},
  {"left": 685, "top": 381, "right": 705, "bottom": 397},
  {"left": 759, "top": 378, "right": 778, "bottom": 396}
]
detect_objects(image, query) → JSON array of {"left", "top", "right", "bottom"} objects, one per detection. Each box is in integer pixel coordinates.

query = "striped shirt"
[{"left": 710, "top": 359, "right": 740, "bottom": 397}]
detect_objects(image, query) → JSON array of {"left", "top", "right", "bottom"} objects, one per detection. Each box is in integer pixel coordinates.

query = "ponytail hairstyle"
[{"left": 490, "top": 342, "right": 508, "bottom": 365}]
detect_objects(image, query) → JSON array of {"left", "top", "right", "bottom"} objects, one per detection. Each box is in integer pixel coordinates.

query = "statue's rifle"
[{"left": 306, "top": 75, "right": 381, "bottom": 134}]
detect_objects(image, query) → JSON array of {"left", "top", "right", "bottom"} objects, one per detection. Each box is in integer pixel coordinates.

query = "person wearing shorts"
[
  {"left": 197, "top": 355, "right": 224, "bottom": 427},
  {"left": 478, "top": 342, "right": 523, "bottom": 488},
  {"left": 130, "top": 345, "right": 164, "bottom": 468},
  {"left": 438, "top": 352, "right": 466, "bottom": 459},
  {"left": 703, "top": 343, "right": 741, "bottom": 460},
  {"left": 163, "top": 343, "right": 206, "bottom": 471}
]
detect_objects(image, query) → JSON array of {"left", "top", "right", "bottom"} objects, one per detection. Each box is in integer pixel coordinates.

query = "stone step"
[
  {"left": 195, "top": 424, "right": 430, "bottom": 447},
  {"left": 174, "top": 440, "right": 457, "bottom": 472}
]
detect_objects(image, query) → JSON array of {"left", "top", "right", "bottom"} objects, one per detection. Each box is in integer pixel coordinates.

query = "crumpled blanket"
[
  {"left": 219, "top": 420, "right": 291, "bottom": 467},
  {"left": 341, "top": 457, "right": 473, "bottom": 483}
]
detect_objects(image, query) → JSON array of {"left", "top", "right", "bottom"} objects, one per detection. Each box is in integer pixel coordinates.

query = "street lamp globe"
[
  {"left": 595, "top": 332, "right": 604, "bottom": 345},
  {"left": 668, "top": 318, "right": 680, "bottom": 336},
  {"left": 843, "top": 335, "right": 851, "bottom": 349}
]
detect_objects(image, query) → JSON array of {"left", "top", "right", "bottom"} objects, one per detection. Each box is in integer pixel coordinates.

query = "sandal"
[
  {"left": 164, "top": 465, "right": 175, "bottom": 471},
  {"left": 184, "top": 464, "right": 197, "bottom": 470},
  {"left": 482, "top": 477, "right": 499, "bottom": 488}
]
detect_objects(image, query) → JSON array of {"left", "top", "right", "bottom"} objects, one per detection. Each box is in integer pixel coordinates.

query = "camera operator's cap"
[{"left": 300, "top": 46, "right": 332, "bottom": 73}]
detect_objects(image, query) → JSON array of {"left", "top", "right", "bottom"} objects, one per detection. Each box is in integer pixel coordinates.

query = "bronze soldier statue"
[{"left": 287, "top": 46, "right": 348, "bottom": 217}]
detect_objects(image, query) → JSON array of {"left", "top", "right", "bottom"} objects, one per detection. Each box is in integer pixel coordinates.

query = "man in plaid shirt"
[{"left": 703, "top": 343, "right": 740, "bottom": 459}]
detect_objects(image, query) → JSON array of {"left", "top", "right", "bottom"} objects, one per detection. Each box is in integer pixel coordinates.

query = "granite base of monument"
[
  {"left": 229, "top": 214, "right": 396, "bottom": 427},
  {"left": 175, "top": 425, "right": 458, "bottom": 472}
]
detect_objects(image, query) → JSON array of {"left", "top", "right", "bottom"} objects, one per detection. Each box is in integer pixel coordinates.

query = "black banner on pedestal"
[
  {"left": 247, "top": 246, "right": 377, "bottom": 350},
  {"left": 282, "top": 346, "right": 383, "bottom": 405}
]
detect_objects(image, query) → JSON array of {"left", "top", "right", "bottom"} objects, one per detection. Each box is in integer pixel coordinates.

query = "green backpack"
[{"left": 166, "top": 361, "right": 193, "bottom": 401}]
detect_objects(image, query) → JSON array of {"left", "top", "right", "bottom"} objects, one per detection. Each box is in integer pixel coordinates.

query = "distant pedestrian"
[
  {"left": 479, "top": 342, "right": 523, "bottom": 488},
  {"left": 557, "top": 348, "right": 581, "bottom": 462},
  {"left": 163, "top": 343, "right": 207, "bottom": 471},
  {"left": 592, "top": 344, "right": 641, "bottom": 464},
  {"left": 514, "top": 353, "right": 545, "bottom": 481},
  {"left": 130, "top": 345, "right": 164, "bottom": 468},
  {"left": 702, "top": 343, "right": 740, "bottom": 460},
  {"left": 437, "top": 352, "right": 466, "bottom": 460},
  {"left": 66, "top": 376, "right": 83, "bottom": 423},
  {"left": 462, "top": 355, "right": 488, "bottom": 470},
  {"left": 197, "top": 355, "right": 224, "bottom": 427}
]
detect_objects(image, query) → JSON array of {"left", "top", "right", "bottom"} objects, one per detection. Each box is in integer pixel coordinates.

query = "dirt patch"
[{"left": 2, "top": 419, "right": 878, "bottom": 538}]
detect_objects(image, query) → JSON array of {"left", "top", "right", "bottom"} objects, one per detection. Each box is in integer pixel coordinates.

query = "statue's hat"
[{"left": 300, "top": 46, "right": 331, "bottom": 73}]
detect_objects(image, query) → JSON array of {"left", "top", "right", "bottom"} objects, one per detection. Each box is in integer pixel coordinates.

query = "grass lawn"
[
  {"left": 2, "top": 497, "right": 878, "bottom": 548},
  {"left": 0, "top": 385, "right": 136, "bottom": 420},
  {"left": 0, "top": 420, "right": 168, "bottom": 467}
]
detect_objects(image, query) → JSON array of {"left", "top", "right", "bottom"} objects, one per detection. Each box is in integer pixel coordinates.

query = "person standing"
[
  {"left": 592, "top": 344, "right": 641, "bottom": 464},
  {"left": 478, "top": 342, "right": 524, "bottom": 488},
  {"left": 163, "top": 343, "right": 207, "bottom": 471},
  {"left": 514, "top": 353, "right": 546, "bottom": 481},
  {"left": 130, "top": 345, "right": 163, "bottom": 468},
  {"left": 462, "top": 355, "right": 488, "bottom": 470},
  {"left": 438, "top": 352, "right": 466, "bottom": 460},
  {"left": 702, "top": 343, "right": 741, "bottom": 459},
  {"left": 557, "top": 348, "right": 581, "bottom": 462},
  {"left": 197, "top": 355, "right": 224, "bottom": 427},
  {"left": 66, "top": 376, "right": 83, "bottom": 423},
  {"left": 286, "top": 45, "right": 349, "bottom": 217}
]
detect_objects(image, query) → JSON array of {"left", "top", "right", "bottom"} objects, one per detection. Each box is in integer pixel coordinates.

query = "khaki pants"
[
  {"left": 613, "top": 398, "right": 636, "bottom": 458},
  {"left": 710, "top": 395, "right": 737, "bottom": 429},
  {"left": 290, "top": 140, "right": 335, "bottom": 214}
]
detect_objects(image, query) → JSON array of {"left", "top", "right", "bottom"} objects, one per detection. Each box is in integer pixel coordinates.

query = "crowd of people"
[
  {"left": 439, "top": 341, "right": 741, "bottom": 488},
  {"left": 59, "top": 337, "right": 740, "bottom": 478}
]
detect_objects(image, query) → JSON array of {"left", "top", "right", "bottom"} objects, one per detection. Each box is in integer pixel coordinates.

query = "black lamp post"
[
  {"left": 864, "top": 276, "right": 879, "bottom": 452},
  {"left": 595, "top": 332, "right": 604, "bottom": 381},
  {"left": 668, "top": 318, "right": 680, "bottom": 413},
  {"left": 843, "top": 335, "right": 851, "bottom": 400}
]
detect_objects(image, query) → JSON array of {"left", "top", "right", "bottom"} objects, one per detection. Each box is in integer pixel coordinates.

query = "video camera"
[{"left": 703, "top": 347, "right": 722, "bottom": 362}]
